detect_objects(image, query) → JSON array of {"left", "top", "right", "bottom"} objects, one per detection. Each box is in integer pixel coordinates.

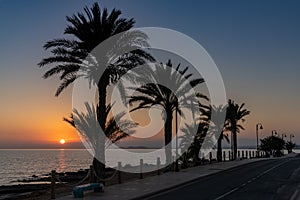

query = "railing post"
[
  {"left": 140, "top": 159, "right": 143, "bottom": 179},
  {"left": 242, "top": 151, "right": 244, "bottom": 159},
  {"left": 237, "top": 151, "right": 240, "bottom": 158},
  {"left": 51, "top": 170, "right": 56, "bottom": 199},
  {"left": 118, "top": 162, "right": 122, "bottom": 184},
  {"left": 157, "top": 157, "right": 161, "bottom": 175},
  {"left": 223, "top": 151, "right": 226, "bottom": 162},
  {"left": 245, "top": 151, "right": 248, "bottom": 159},
  {"left": 228, "top": 151, "right": 231, "bottom": 161}
]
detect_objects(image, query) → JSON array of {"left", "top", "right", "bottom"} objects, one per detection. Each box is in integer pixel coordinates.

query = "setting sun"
[{"left": 59, "top": 139, "right": 66, "bottom": 144}]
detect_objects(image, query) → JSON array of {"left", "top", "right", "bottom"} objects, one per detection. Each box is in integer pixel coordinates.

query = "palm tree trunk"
[
  {"left": 233, "top": 129, "right": 237, "bottom": 160},
  {"left": 193, "top": 145, "right": 201, "bottom": 165},
  {"left": 164, "top": 109, "right": 173, "bottom": 168},
  {"left": 217, "top": 132, "right": 223, "bottom": 162},
  {"left": 95, "top": 78, "right": 108, "bottom": 183}
]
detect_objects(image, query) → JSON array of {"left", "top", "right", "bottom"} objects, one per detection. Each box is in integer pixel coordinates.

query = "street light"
[
  {"left": 256, "top": 123, "right": 263, "bottom": 150},
  {"left": 290, "top": 134, "right": 295, "bottom": 143},
  {"left": 271, "top": 130, "right": 277, "bottom": 136},
  {"left": 281, "top": 134, "right": 287, "bottom": 140}
]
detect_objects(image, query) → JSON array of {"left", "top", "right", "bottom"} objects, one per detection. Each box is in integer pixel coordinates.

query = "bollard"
[
  {"left": 140, "top": 159, "right": 143, "bottom": 179},
  {"left": 209, "top": 152, "right": 212, "bottom": 164},
  {"left": 246, "top": 151, "right": 248, "bottom": 159},
  {"left": 223, "top": 151, "right": 226, "bottom": 162},
  {"left": 51, "top": 170, "right": 56, "bottom": 199},
  {"left": 172, "top": 156, "right": 175, "bottom": 171},
  {"left": 228, "top": 151, "right": 231, "bottom": 161},
  {"left": 118, "top": 162, "right": 122, "bottom": 184},
  {"left": 89, "top": 165, "right": 94, "bottom": 183},
  {"left": 242, "top": 151, "right": 244, "bottom": 159},
  {"left": 157, "top": 157, "right": 161, "bottom": 175},
  {"left": 201, "top": 153, "right": 205, "bottom": 165},
  {"left": 237, "top": 151, "right": 240, "bottom": 158}
]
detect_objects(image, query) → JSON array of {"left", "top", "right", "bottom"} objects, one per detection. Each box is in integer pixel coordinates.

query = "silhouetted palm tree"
[
  {"left": 260, "top": 136, "right": 285, "bottom": 157},
  {"left": 179, "top": 120, "right": 210, "bottom": 166},
  {"left": 39, "top": 3, "right": 154, "bottom": 182},
  {"left": 226, "top": 99, "right": 250, "bottom": 159},
  {"left": 129, "top": 60, "right": 205, "bottom": 166},
  {"left": 209, "top": 105, "right": 229, "bottom": 162},
  {"left": 64, "top": 102, "right": 137, "bottom": 150},
  {"left": 285, "top": 141, "right": 296, "bottom": 154}
]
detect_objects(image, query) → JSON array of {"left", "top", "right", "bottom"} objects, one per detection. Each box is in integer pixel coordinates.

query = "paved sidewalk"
[{"left": 57, "top": 157, "right": 276, "bottom": 200}]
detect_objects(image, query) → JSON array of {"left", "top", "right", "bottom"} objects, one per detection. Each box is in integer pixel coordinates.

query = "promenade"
[{"left": 58, "top": 156, "right": 277, "bottom": 200}]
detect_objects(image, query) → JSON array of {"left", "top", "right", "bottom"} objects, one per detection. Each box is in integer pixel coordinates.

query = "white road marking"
[
  {"left": 290, "top": 189, "right": 299, "bottom": 200},
  {"left": 214, "top": 159, "right": 291, "bottom": 200},
  {"left": 290, "top": 185, "right": 300, "bottom": 200}
]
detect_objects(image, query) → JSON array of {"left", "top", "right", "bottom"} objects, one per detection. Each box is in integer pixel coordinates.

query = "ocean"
[
  {"left": 0, "top": 149, "right": 298, "bottom": 186},
  {"left": 0, "top": 149, "right": 167, "bottom": 186}
]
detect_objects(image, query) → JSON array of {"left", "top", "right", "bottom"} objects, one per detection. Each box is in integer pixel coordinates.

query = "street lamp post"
[
  {"left": 256, "top": 123, "right": 263, "bottom": 150},
  {"left": 271, "top": 130, "right": 277, "bottom": 136},
  {"left": 290, "top": 134, "right": 295, "bottom": 143}
]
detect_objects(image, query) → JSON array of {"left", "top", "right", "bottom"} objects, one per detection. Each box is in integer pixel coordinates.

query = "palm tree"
[
  {"left": 226, "top": 99, "right": 250, "bottom": 160},
  {"left": 129, "top": 60, "right": 206, "bottom": 166},
  {"left": 285, "top": 141, "right": 296, "bottom": 154},
  {"left": 209, "top": 105, "right": 229, "bottom": 162},
  {"left": 179, "top": 121, "right": 210, "bottom": 166},
  {"left": 64, "top": 102, "right": 137, "bottom": 150},
  {"left": 260, "top": 136, "right": 285, "bottom": 157},
  {"left": 39, "top": 3, "right": 154, "bottom": 182}
]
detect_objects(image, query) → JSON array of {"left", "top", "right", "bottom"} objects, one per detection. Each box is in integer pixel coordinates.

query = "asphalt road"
[{"left": 144, "top": 156, "right": 300, "bottom": 200}]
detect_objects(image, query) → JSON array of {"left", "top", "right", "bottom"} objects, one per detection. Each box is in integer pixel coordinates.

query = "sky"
[{"left": 0, "top": 0, "right": 299, "bottom": 148}]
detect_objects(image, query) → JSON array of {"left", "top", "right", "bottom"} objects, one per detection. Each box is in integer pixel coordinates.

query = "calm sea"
[
  {"left": 0, "top": 149, "right": 165, "bottom": 186},
  {"left": 0, "top": 149, "right": 298, "bottom": 186}
]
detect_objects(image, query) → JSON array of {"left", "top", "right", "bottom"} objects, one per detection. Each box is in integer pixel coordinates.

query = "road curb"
[{"left": 129, "top": 158, "right": 273, "bottom": 200}]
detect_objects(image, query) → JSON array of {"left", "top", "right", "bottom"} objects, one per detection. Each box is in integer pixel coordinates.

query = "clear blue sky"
[{"left": 0, "top": 0, "right": 299, "bottom": 148}]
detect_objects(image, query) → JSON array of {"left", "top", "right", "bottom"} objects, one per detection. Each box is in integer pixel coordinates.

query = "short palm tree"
[
  {"left": 179, "top": 120, "right": 209, "bottom": 166},
  {"left": 285, "top": 141, "right": 296, "bottom": 153},
  {"left": 64, "top": 102, "right": 137, "bottom": 150},
  {"left": 39, "top": 3, "right": 154, "bottom": 181},
  {"left": 209, "top": 105, "right": 229, "bottom": 162},
  {"left": 129, "top": 60, "right": 206, "bottom": 166},
  {"left": 226, "top": 99, "right": 250, "bottom": 159}
]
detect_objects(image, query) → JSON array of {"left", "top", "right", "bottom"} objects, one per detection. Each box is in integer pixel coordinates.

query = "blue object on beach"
[{"left": 73, "top": 183, "right": 104, "bottom": 198}]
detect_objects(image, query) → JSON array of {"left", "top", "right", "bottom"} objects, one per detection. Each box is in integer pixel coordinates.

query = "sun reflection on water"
[{"left": 58, "top": 149, "right": 66, "bottom": 172}]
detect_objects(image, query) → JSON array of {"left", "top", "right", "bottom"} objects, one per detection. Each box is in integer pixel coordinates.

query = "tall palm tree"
[
  {"left": 129, "top": 60, "right": 205, "bottom": 166},
  {"left": 39, "top": 3, "right": 154, "bottom": 182},
  {"left": 226, "top": 99, "right": 250, "bottom": 160}
]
